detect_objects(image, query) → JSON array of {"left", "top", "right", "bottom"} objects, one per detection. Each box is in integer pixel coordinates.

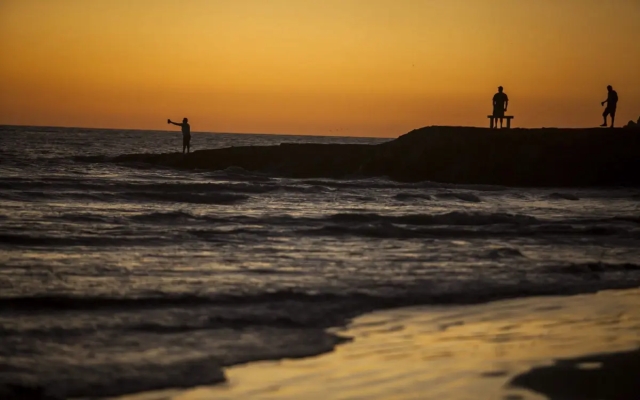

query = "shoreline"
[{"left": 114, "top": 287, "right": 640, "bottom": 400}]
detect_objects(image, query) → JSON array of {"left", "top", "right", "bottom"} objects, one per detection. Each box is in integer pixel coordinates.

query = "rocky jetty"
[
  {"left": 624, "top": 116, "right": 640, "bottom": 129},
  {"left": 110, "top": 126, "right": 640, "bottom": 187}
]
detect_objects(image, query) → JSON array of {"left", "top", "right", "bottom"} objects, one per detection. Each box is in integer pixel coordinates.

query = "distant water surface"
[{"left": 1, "top": 126, "right": 639, "bottom": 398}]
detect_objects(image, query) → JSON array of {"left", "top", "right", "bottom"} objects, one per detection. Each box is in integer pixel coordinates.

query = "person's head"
[
  {"left": 183, "top": 117, "right": 188, "bottom": 123},
  {"left": 607, "top": 85, "right": 613, "bottom": 92},
  {"left": 498, "top": 86, "right": 503, "bottom": 93}
]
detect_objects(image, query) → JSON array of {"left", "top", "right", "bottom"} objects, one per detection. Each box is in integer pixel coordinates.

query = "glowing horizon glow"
[{"left": 1, "top": 0, "right": 639, "bottom": 137}]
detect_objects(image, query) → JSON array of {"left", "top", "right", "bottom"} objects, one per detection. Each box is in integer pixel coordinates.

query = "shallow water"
[
  {"left": 161, "top": 289, "right": 640, "bottom": 400},
  {"left": 1, "top": 126, "right": 639, "bottom": 398}
]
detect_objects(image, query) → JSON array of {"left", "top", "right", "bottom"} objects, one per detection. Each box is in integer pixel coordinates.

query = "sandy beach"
[{"left": 113, "top": 288, "right": 640, "bottom": 400}]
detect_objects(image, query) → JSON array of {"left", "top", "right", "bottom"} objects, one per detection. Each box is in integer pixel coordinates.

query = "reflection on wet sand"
[{"left": 116, "top": 288, "right": 640, "bottom": 400}]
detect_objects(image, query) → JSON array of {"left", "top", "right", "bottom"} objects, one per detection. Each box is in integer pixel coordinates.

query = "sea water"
[{"left": 1, "top": 126, "right": 639, "bottom": 398}]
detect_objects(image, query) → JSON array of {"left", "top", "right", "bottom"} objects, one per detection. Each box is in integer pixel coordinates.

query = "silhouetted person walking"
[
  {"left": 601, "top": 85, "right": 618, "bottom": 128},
  {"left": 492, "top": 86, "right": 509, "bottom": 128},
  {"left": 168, "top": 117, "right": 191, "bottom": 153}
]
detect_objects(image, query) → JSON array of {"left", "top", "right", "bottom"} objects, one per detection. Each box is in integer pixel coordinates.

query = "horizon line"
[
  {"left": 0, "top": 123, "right": 396, "bottom": 139},
  {"left": 0, "top": 123, "right": 628, "bottom": 138}
]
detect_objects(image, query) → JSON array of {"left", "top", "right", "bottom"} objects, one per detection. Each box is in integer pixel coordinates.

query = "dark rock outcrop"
[
  {"left": 624, "top": 116, "right": 640, "bottom": 128},
  {"left": 510, "top": 348, "right": 640, "bottom": 400},
  {"left": 109, "top": 126, "right": 640, "bottom": 187}
]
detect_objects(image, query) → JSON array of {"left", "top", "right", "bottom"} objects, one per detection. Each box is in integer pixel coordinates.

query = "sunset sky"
[{"left": 1, "top": 0, "right": 639, "bottom": 137}]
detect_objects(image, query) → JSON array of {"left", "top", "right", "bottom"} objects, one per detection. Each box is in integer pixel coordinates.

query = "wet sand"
[{"left": 116, "top": 288, "right": 640, "bottom": 400}]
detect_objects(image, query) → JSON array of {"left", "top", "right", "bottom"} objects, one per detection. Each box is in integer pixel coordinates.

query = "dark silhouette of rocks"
[
  {"left": 110, "top": 126, "right": 640, "bottom": 187},
  {"left": 624, "top": 116, "right": 640, "bottom": 128},
  {"left": 510, "top": 348, "right": 640, "bottom": 400}
]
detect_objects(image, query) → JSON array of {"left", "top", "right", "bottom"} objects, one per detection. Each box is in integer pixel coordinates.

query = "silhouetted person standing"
[
  {"left": 168, "top": 117, "right": 191, "bottom": 153},
  {"left": 492, "top": 86, "right": 509, "bottom": 128},
  {"left": 601, "top": 85, "right": 618, "bottom": 128}
]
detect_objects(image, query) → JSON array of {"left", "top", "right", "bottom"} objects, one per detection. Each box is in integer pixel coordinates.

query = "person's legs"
[
  {"left": 610, "top": 109, "right": 616, "bottom": 128},
  {"left": 494, "top": 108, "right": 505, "bottom": 128},
  {"left": 601, "top": 109, "right": 609, "bottom": 127}
]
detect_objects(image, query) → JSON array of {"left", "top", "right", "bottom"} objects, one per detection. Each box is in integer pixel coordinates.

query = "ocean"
[{"left": 1, "top": 125, "right": 640, "bottom": 399}]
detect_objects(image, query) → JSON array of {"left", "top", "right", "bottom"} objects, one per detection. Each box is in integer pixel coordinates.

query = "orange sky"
[{"left": 1, "top": 0, "right": 639, "bottom": 137}]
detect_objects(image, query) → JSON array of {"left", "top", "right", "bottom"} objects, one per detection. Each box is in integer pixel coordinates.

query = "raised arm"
[{"left": 168, "top": 119, "right": 183, "bottom": 127}]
